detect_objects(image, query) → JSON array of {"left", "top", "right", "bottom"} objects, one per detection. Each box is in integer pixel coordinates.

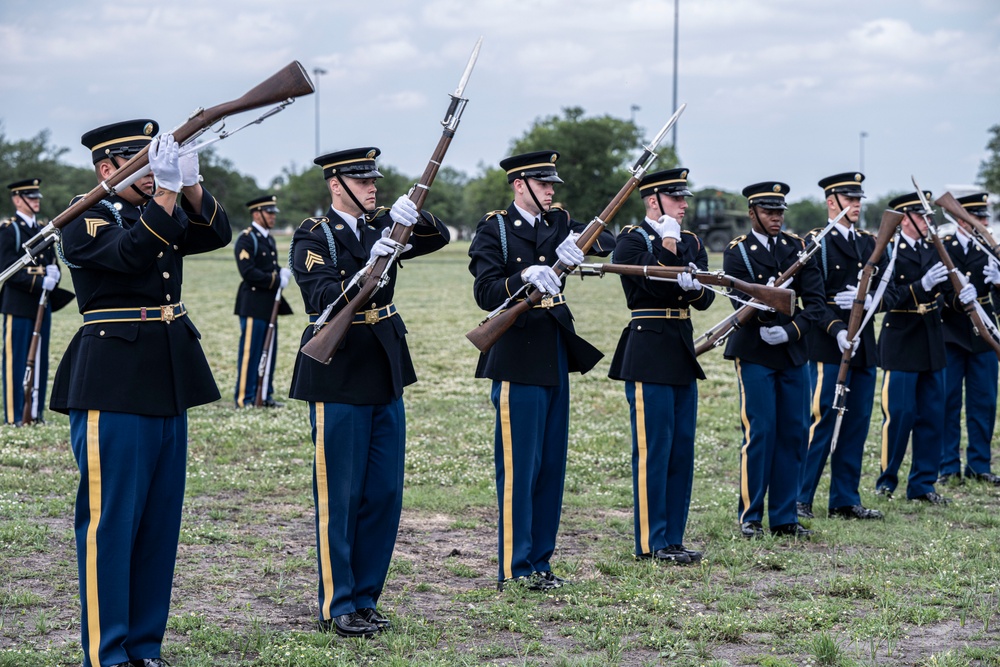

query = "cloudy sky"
[{"left": 1, "top": 0, "right": 998, "bottom": 205}]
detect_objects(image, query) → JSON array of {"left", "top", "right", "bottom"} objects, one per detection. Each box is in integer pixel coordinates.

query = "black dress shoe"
[
  {"left": 497, "top": 573, "right": 559, "bottom": 592},
  {"left": 909, "top": 492, "right": 950, "bottom": 505},
  {"left": 967, "top": 471, "right": 1000, "bottom": 486},
  {"left": 539, "top": 571, "right": 569, "bottom": 587},
  {"left": 319, "top": 612, "right": 378, "bottom": 638},
  {"left": 637, "top": 548, "right": 691, "bottom": 564},
  {"left": 357, "top": 607, "right": 391, "bottom": 631},
  {"left": 667, "top": 544, "right": 703, "bottom": 563},
  {"left": 937, "top": 471, "right": 963, "bottom": 486},
  {"left": 261, "top": 398, "right": 285, "bottom": 408},
  {"left": 796, "top": 502, "right": 814, "bottom": 519},
  {"left": 740, "top": 521, "right": 764, "bottom": 539},
  {"left": 875, "top": 486, "right": 894, "bottom": 499},
  {"left": 770, "top": 523, "right": 813, "bottom": 538},
  {"left": 829, "top": 504, "right": 884, "bottom": 520}
]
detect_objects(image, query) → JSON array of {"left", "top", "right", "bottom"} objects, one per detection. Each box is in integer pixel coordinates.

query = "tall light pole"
[
  {"left": 630, "top": 104, "right": 640, "bottom": 125},
  {"left": 859, "top": 131, "right": 868, "bottom": 227},
  {"left": 313, "top": 67, "right": 328, "bottom": 157},
  {"left": 671, "top": 0, "right": 679, "bottom": 151}
]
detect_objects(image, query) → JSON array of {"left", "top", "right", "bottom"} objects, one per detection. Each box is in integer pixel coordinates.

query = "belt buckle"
[
  {"left": 916, "top": 303, "right": 931, "bottom": 315},
  {"left": 364, "top": 308, "right": 380, "bottom": 324},
  {"left": 540, "top": 295, "right": 554, "bottom": 309},
  {"left": 161, "top": 305, "right": 176, "bottom": 323}
]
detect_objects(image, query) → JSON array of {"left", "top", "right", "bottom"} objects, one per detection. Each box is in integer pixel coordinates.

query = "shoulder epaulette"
[
  {"left": 620, "top": 224, "right": 641, "bottom": 233},
  {"left": 549, "top": 204, "right": 565, "bottom": 212},
  {"left": 0, "top": 217, "right": 11, "bottom": 227},
  {"left": 305, "top": 216, "right": 329, "bottom": 232},
  {"left": 943, "top": 234, "right": 954, "bottom": 241},
  {"left": 682, "top": 229, "right": 703, "bottom": 249},
  {"left": 807, "top": 227, "right": 824, "bottom": 236},
  {"left": 241, "top": 227, "right": 252, "bottom": 235},
  {"left": 727, "top": 234, "right": 747, "bottom": 249},
  {"left": 783, "top": 230, "right": 803, "bottom": 241},
  {"left": 485, "top": 209, "right": 507, "bottom": 220},
  {"left": 857, "top": 228, "right": 874, "bottom": 236}
]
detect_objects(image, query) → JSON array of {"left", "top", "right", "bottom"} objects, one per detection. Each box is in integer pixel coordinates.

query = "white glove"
[
  {"left": 42, "top": 276, "right": 57, "bottom": 291},
  {"left": 522, "top": 265, "right": 562, "bottom": 295},
  {"left": 555, "top": 232, "right": 585, "bottom": 266},
  {"left": 984, "top": 262, "right": 1000, "bottom": 285},
  {"left": 836, "top": 330, "right": 857, "bottom": 357},
  {"left": 45, "top": 264, "right": 61, "bottom": 283},
  {"left": 677, "top": 263, "right": 703, "bottom": 291},
  {"left": 834, "top": 285, "right": 857, "bottom": 310},
  {"left": 760, "top": 326, "right": 789, "bottom": 346},
  {"left": 389, "top": 195, "right": 418, "bottom": 227},
  {"left": 148, "top": 134, "right": 182, "bottom": 192},
  {"left": 369, "top": 227, "right": 410, "bottom": 262},
  {"left": 958, "top": 282, "right": 978, "bottom": 305},
  {"left": 279, "top": 267, "right": 291, "bottom": 289},
  {"left": 920, "top": 262, "right": 948, "bottom": 291},
  {"left": 654, "top": 214, "right": 682, "bottom": 241},
  {"left": 179, "top": 150, "right": 201, "bottom": 187}
]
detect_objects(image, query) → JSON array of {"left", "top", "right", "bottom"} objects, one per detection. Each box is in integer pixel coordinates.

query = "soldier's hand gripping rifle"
[
  {"left": 254, "top": 284, "right": 284, "bottom": 408},
  {"left": 828, "top": 209, "right": 903, "bottom": 453},
  {"left": 465, "top": 103, "right": 687, "bottom": 353},
  {"left": 693, "top": 205, "right": 853, "bottom": 356},
  {"left": 0, "top": 61, "right": 316, "bottom": 288},
  {"left": 912, "top": 177, "right": 1000, "bottom": 360},
  {"left": 301, "top": 37, "right": 483, "bottom": 364},
  {"left": 570, "top": 263, "right": 797, "bottom": 315}
]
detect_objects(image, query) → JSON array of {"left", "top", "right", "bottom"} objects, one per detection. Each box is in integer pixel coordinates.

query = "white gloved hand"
[
  {"left": 836, "top": 330, "right": 857, "bottom": 357},
  {"left": 654, "top": 214, "right": 682, "bottom": 241},
  {"left": 279, "top": 267, "right": 291, "bottom": 289},
  {"left": 42, "top": 276, "right": 57, "bottom": 291},
  {"left": 522, "top": 265, "right": 562, "bottom": 295},
  {"left": 920, "top": 262, "right": 949, "bottom": 291},
  {"left": 958, "top": 282, "right": 978, "bottom": 305},
  {"left": 148, "top": 134, "right": 182, "bottom": 192},
  {"left": 389, "top": 195, "right": 418, "bottom": 227},
  {"left": 760, "top": 325, "right": 789, "bottom": 346},
  {"left": 45, "top": 264, "right": 61, "bottom": 282},
  {"left": 984, "top": 262, "right": 1000, "bottom": 285},
  {"left": 368, "top": 227, "right": 410, "bottom": 263},
  {"left": 555, "top": 232, "right": 584, "bottom": 266},
  {"left": 179, "top": 150, "right": 200, "bottom": 187},
  {"left": 677, "top": 263, "right": 703, "bottom": 291},
  {"left": 834, "top": 285, "right": 857, "bottom": 310}
]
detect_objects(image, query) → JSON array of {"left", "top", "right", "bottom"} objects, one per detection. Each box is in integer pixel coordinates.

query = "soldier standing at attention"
[
  {"left": 607, "top": 168, "right": 713, "bottom": 564},
  {"left": 468, "top": 151, "right": 614, "bottom": 591},
  {"left": 233, "top": 194, "right": 292, "bottom": 408},
  {"left": 289, "top": 147, "right": 449, "bottom": 638},
  {"left": 797, "top": 173, "right": 887, "bottom": 521},
  {"left": 49, "top": 120, "right": 231, "bottom": 667},
  {"left": 722, "top": 182, "right": 825, "bottom": 539}
]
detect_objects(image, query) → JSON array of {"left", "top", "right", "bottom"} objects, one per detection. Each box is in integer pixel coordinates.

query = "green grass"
[{"left": 1, "top": 239, "right": 999, "bottom": 665}]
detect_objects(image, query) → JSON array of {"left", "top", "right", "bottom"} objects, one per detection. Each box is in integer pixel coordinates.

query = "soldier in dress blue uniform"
[
  {"left": 722, "top": 181, "right": 826, "bottom": 539},
  {"left": 468, "top": 150, "right": 614, "bottom": 590},
  {"left": 874, "top": 191, "right": 968, "bottom": 504},
  {"left": 289, "top": 147, "right": 449, "bottom": 638},
  {"left": 607, "top": 167, "right": 712, "bottom": 564},
  {"left": 797, "top": 172, "right": 888, "bottom": 521},
  {"left": 1, "top": 178, "right": 73, "bottom": 424},
  {"left": 49, "top": 119, "right": 231, "bottom": 667},
  {"left": 233, "top": 194, "right": 293, "bottom": 408},
  {"left": 938, "top": 193, "right": 1000, "bottom": 486}
]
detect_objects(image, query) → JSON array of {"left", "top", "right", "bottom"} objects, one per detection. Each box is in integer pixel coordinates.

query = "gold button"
[
  {"left": 251, "top": 286, "right": 256, "bottom": 291},
  {"left": 371, "top": 303, "right": 377, "bottom": 308},
  {"left": 678, "top": 296, "right": 683, "bottom": 301},
  {"left": 162, "top": 272, "right": 170, "bottom": 279},
  {"left": 341, "top": 270, "right": 346, "bottom": 276},
  {"left": 173, "top": 245, "right": 179, "bottom": 250},
  {"left": 637, "top": 325, "right": 642, "bottom": 330},
  {"left": 858, "top": 262, "right": 862, "bottom": 268},
  {"left": 516, "top": 257, "right": 522, "bottom": 262},
  {"left": 166, "top": 295, "right": 172, "bottom": 302},
  {"left": 539, "top": 256, "right": 546, "bottom": 262},
  {"left": 100, "top": 330, "right": 105, "bottom": 336},
  {"left": 157, "top": 252, "right": 163, "bottom": 259},
  {"left": 758, "top": 274, "right": 763, "bottom": 279},
  {"left": 835, "top": 265, "right": 841, "bottom": 270}
]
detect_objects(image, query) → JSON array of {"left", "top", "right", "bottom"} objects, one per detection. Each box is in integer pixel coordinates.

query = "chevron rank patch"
[
  {"left": 85, "top": 218, "right": 109, "bottom": 237},
  {"left": 304, "top": 250, "right": 325, "bottom": 271},
  {"left": 239, "top": 249, "right": 250, "bottom": 261}
]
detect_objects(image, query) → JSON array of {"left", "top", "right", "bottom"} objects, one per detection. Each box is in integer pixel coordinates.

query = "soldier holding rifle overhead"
[
  {"left": 938, "top": 192, "right": 1000, "bottom": 487},
  {"left": 797, "top": 173, "right": 889, "bottom": 521},
  {"left": 607, "top": 167, "right": 712, "bottom": 564},
  {"left": 289, "top": 147, "right": 449, "bottom": 638},
  {"left": 49, "top": 119, "right": 231, "bottom": 667},
  {"left": 468, "top": 151, "right": 614, "bottom": 591},
  {"left": 233, "top": 194, "right": 292, "bottom": 408},
  {"left": 723, "top": 181, "right": 825, "bottom": 539}
]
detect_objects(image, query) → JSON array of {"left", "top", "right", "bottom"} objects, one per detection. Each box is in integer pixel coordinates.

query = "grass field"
[{"left": 2, "top": 237, "right": 999, "bottom": 666}]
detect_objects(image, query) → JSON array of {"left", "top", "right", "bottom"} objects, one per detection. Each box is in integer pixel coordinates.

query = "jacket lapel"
[{"left": 328, "top": 208, "right": 367, "bottom": 261}]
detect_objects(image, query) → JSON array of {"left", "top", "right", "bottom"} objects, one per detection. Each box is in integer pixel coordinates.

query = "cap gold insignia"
[
  {"left": 983, "top": 195, "right": 989, "bottom": 202},
  {"left": 680, "top": 170, "right": 688, "bottom": 179},
  {"left": 550, "top": 153, "right": 558, "bottom": 162},
  {"left": 366, "top": 149, "right": 377, "bottom": 159},
  {"left": 854, "top": 174, "right": 862, "bottom": 181},
  {"left": 239, "top": 249, "right": 250, "bottom": 260},
  {"left": 85, "top": 218, "right": 109, "bottom": 237},
  {"left": 32, "top": 179, "right": 39, "bottom": 186},
  {"left": 772, "top": 184, "right": 781, "bottom": 193},
  {"left": 304, "top": 250, "right": 325, "bottom": 271},
  {"left": 143, "top": 123, "right": 154, "bottom": 136}
]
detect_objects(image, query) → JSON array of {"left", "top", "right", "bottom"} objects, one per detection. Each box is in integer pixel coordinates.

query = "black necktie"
[
  {"left": 767, "top": 236, "right": 776, "bottom": 255},
  {"left": 356, "top": 217, "right": 365, "bottom": 241}
]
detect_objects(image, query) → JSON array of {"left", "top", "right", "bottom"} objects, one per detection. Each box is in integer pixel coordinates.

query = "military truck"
[{"left": 688, "top": 188, "right": 749, "bottom": 252}]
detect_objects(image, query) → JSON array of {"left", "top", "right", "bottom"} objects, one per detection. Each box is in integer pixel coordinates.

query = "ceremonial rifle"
[
  {"left": 254, "top": 285, "right": 284, "bottom": 408},
  {"left": 936, "top": 192, "right": 1000, "bottom": 258},
  {"left": 465, "top": 103, "right": 687, "bottom": 353},
  {"left": 570, "top": 263, "right": 797, "bottom": 315},
  {"left": 912, "top": 177, "right": 1000, "bottom": 360},
  {"left": 828, "top": 209, "right": 903, "bottom": 453},
  {"left": 0, "top": 61, "right": 316, "bottom": 287},
  {"left": 693, "top": 205, "right": 852, "bottom": 356},
  {"left": 301, "top": 37, "right": 483, "bottom": 364},
  {"left": 21, "top": 288, "right": 49, "bottom": 425}
]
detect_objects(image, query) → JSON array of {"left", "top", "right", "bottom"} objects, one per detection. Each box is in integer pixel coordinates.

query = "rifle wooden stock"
[
  {"left": 254, "top": 293, "right": 283, "bottom": 408},
  {"left": 21, "top": 291, "right": 48, "bottom": 425},
  {"left": 464, "top": 180, "right": 637, "bottom": 354},
  {"left": 935, "top": 192, "right": 1000, "bottom": 252}
]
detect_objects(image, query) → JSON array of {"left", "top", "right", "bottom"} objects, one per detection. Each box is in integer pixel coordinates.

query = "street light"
[
  {"left": 630, "top": 104, "right": 640, "bottom": 124},
  {"left": 313, "top": 67, "right": 328, "bottom": 157},
  {"left": 671, "top": 0, "right": 679, "bottom": 150},
  {"left": 859, "top": 131, "right": 868, "bottom": 227}
]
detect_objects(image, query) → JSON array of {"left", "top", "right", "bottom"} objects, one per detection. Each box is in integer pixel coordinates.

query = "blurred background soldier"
[
  {"left": 233, "top": 194, "right": 292, "bottom": 408},
  {"left": 608, "top": 168, "right": 712, "bottom": 564},
  {"left": 468, "top": 150, "right": 614, "bottom": 591},
  {"left": 723, "top": 182, "right": 825, "bottom": 539},
  {"left": 938, "top": 192, "right": 1000, "bottom": 486}
]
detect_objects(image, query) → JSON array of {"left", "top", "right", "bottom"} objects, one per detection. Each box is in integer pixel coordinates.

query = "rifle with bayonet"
[
  {"left": 693, "top": 205, "right": 852, "bottom": 356},
  {"left": 21, "top": 288, "right": 49, "bottom": 425},
  {"left": 465, "top": 103, "right": 687, "bottom": 354},
  {"left": 570, "top": 263, "right": 797, "bottom": 316},
  {"left": 935, "top": 192, "right": 1000, "bottom": 256},
  {"left": 828, "top": 209, "right": 903, "bottom": 453},
  {"left": 254, "top": 285, "right": 284, "bottom": 408},
  {"left": 301, "top": 37, "right": 482, "bottom": 364},
  {"left": 0, "top": 61, "right": 315, "bottom": 288}
]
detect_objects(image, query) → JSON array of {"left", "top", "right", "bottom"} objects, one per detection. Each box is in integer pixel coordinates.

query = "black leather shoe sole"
[{"left": 357, "top": 607, "right": 391, "bottom": 631}]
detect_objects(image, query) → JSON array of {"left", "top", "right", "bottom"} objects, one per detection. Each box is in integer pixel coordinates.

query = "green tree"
[
  {"left": 977, "top": 124, "right": 1000, "bottom": 194},
  {"left": 198, "top": 148, "right": 264, "bottom": 227},
  {"left": 462, "top": 164, "right": 514, "bottom": 235},
  {"left": 0, "top": 124, "right": 94, "bottom": 220},
  {"left": 784, "top": 199, "right": 827, "bottom": 234},
  {"left": 861, "top": 191, "right": 908, "bottom": 229}
]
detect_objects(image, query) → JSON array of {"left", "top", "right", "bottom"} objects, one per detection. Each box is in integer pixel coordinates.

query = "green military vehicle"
[{"left": 687, "top": 188, "right": 749, "bottom": 252}]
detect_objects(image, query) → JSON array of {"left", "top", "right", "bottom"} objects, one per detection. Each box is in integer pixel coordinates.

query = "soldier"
[
  {"left": 49, "top": 120, "right": 231, "bottom": 667},
  {"left": 233, "top": 194, "right": 293, "bottom": 408},
  {"left": 0, "top": 179, "right": 72, "bottom": 424},
  {"left": 938, "top": 193, "right": 1000, "bottom": 486},
  {"left": 289, "top": 147, "right": 449, "bottom": 638},
  {"left": 468, "top": 150, "right": 614, "bottom": 590},
  {"left": 874, "top": 191, "right": 970, "bottom": 503},
  {"left": 607, "top": 168, "right": 712, "bottom": 564},
  {"left": 722, "top": 182, "right": 825, "bottom": 539},
  {"left": 797, "top": 173, "right": 887, "bottom": 521}
]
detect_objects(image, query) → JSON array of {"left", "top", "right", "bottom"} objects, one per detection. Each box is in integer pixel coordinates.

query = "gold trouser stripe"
[
  {"left": 236, "top": 317, "right": 254, "bottom": 407},
  {"left": 4, "top": 315, "right": 12, "bottom": 424},
  {"left": 635, "top": 382, "right": 650, "bottom": 554},
  {"left": 85, "top": 410, "right": 102, "bottom": 667},
  {"left": 736, "top": 360, "right": 752, "bottom": 523},
  {"left": 880, "top": 371, "right": 892, "bottom": 472},
  {"left": 807, "top": 364, "right": 825, "bottom": 446},
  {"left": 314, "top": 403, "right": 334, "bottom": 619},
  {"left": 500, "top": 382, "right": 514, "bottom": 580}
]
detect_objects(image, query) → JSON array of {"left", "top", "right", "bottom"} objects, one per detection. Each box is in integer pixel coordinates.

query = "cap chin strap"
[
  {"left": 655, "top": 192, "right": 667, "bottom": 220},
  {"left": 749, "top": 205, "right": 775, "bottom": 239},
  {"left": 110, "top": 154, "right": 153, "bottom": 201},
  {"left": 336, "top": 174, "right": 374, "bottom": 219},
  {"left": 523, "top": 178, "right": 548, "bottom": 221}
]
